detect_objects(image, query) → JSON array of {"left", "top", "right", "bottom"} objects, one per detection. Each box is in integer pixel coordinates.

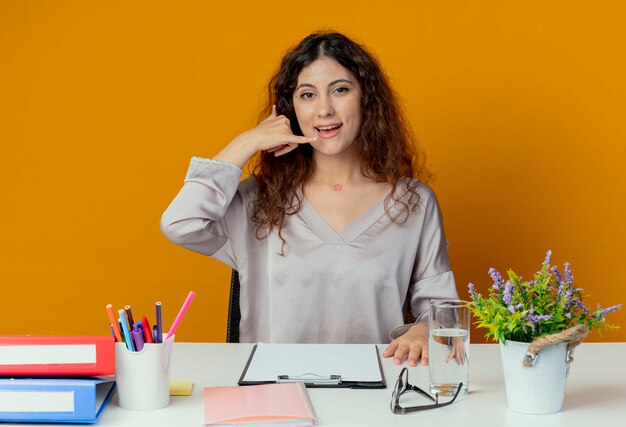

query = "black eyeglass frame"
[{"left": 390, "top": 367, "right": 463, "bottom": 414}]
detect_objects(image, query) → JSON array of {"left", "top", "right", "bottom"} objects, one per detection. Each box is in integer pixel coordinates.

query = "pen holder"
[{"left": 115, "top": 335, "right": 174, "bottom": 410}]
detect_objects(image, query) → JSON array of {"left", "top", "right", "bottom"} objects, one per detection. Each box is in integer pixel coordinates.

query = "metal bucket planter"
[{"left": 499, "top": 324, "right": 588, "bottom": 414}]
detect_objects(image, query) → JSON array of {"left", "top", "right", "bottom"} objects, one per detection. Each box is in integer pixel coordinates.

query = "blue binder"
[{"left": 0, "top": 378, "right": 116, "bottom": 423}]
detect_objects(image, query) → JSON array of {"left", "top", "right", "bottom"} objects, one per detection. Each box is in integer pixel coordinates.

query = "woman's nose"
[{"left": 317, "top": 97, "right": 335, "bottom": 117}]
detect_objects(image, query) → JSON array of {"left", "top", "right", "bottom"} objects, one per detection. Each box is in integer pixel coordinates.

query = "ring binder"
[{"left": 277, "top": 374, "right": 342, "bottom": 385}]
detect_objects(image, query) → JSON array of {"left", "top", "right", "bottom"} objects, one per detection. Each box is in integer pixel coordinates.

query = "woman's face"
[{"left": 292, "top": 57, "right": 362, "bottom": 157}]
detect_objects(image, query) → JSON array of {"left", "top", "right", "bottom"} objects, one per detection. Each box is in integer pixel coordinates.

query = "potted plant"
[{"left": 467, "top": 250, "right": 621, "bottom": 414}]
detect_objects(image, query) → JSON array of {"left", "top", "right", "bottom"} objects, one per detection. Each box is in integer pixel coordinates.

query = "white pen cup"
[{"left": 115, "top": 334, "right": 174, "bottom": 410}]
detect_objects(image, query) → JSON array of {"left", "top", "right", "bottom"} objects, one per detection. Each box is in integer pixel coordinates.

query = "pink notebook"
[{"left": 203, "top": 383, "right": 316, "bottom": 426}]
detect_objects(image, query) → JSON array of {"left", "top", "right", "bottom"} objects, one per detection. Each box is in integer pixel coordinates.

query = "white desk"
[{"left": 93, "top": 343, "right": 625, "bottom": 426}]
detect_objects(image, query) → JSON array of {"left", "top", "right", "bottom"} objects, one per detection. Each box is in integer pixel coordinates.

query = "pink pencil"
[{"left": 167, "top": 291, "right": 196, "bottom": 339}]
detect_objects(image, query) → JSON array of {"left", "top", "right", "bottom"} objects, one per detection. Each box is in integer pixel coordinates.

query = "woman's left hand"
[{"left": 382, "top": 323, "right": 429, "bottom": 367}]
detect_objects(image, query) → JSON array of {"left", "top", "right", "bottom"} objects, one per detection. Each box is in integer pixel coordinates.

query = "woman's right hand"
[{"left": 214, "top": 105, "right": 317, "bottom": 168}]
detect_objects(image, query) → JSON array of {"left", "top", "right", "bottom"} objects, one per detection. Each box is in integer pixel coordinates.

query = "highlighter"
[{"left": 131, "top": 323, "right": 145, "bottom": 352}]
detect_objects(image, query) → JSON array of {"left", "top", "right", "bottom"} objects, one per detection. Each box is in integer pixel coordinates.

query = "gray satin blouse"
[{"left": 160, "top": 157, "right": 459, "bottom": 343}]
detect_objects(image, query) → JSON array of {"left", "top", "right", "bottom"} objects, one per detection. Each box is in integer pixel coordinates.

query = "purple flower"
[
  {"left": 524, "top": 313, "right": 553, "bottom": 331},
  {"left": 527, "top": 314, "right": 553, "bottom": 322},
  {"left": 564, "top": 262, "right": 573, "bottom": 286},
  {"left": 551, "top": 266, "right": 563, "bottom": 283},
  {"left": 503, "top": 280, "right": 513, "bottom": 304},
  {"left": 572, "top": 299, "right": 589, "bottom": 314},
  {"left": 597, "top": 304, "right": 622, "bottom": 318},
  {"left": 564, "top": 288, "right": 574, "bottom": 309},
  {"left": 557, "top": 282, "right": 565, "bottom": 299},
  {"left": 543, "top": 250, "right": 552, "bottom": 266},
  {"left": 489, "top": 267, "right": 505, "bottom": 290},
  {"left": 508, "top": 305, "right": 516, "bottom": 313},
  {"left": 468, "top": 283, "right": 478, "bottom": 299}
]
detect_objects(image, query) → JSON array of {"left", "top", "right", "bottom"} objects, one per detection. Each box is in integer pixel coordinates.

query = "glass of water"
[{"left": 429, "top": 299, "right": 470, "bottom": 397}]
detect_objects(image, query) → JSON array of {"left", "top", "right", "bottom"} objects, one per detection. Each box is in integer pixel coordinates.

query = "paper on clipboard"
[{"left": 239, "top": 343, "right": 383, "bottom": 384}]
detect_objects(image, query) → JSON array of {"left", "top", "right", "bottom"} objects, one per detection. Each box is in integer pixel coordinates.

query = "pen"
[
  {"left": 118, "top": 309, "right": 135, "bottom": 351},
  {"left": 131, "top": 322, "right": 145, "bottom": 352},
  {"left": 167, "top": 291, "right": 196, "bottom": 339},
  {"left": 153, "top": 325, "right": 158, "bottom": 343},
  {"left": 155, "top": 301, "right": 163, "bottom": 343},
  {"left": 105, "top": 304, "right": 123, "bottom": 342},
  {"left": 141, "top": 316, "right": 154, "bottom": 343},
  {"left": 125, "top": 305, "right": 135, "bottom": 330},
  {"left": 118, "top": 321, "right": 125, "bottom": 341}
]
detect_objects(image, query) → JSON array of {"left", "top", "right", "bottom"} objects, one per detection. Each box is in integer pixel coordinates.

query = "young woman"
[{"left": 161, "top": 31, "right": 459, "bottom": 367}]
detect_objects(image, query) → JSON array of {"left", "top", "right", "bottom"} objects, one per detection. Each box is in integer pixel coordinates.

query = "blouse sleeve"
[
  {"left": 409, "top": 188, "right": 459, "bottom": 324},
  {"left": 389, "top": 187, "right": 459, "bottom": 339},
  {"left": 159, "top": 156, "right": 245, "bottom": 268}
]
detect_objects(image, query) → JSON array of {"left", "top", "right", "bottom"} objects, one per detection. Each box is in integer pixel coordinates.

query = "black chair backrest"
[
  {"left": 226, "top": 270, "right": 241, "bottom": 343},
  {"left": 403, "top": 296, "right": 416, "bottom": 324}
]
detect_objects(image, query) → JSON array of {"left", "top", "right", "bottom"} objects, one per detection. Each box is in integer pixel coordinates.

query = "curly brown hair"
[{"left": 250, "top": 31, "right": 431, "bottom": 247}]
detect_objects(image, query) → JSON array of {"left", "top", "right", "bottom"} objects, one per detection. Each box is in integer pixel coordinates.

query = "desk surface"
[{"left": 88, "top": 343, "right": 626, "bottom": 426}]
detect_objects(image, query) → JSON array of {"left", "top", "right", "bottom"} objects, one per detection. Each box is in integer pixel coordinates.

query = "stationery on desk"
[
  {"left": 0, "top": 377, "right": 116, "bottom": 423},
  {"left": 106, "top": 291, "right": 196, "bottom": 411},
  {"left": 238, "top": 343, "right": 385, "bottom": 388},
  {"left": 204, "top": 382, "right": 316, "bottom": 426},
  {"left": 170, "top": 380, "right": 194, "bottom": 396},
  {"left": 0, "top": 335, "right": 115, "bottom": 376},
  {"left": 105, "top": 290, "right": 196, "bottom": 350},
  {"left": 0, "top": 335, "right": 116, "bottom": 423}
]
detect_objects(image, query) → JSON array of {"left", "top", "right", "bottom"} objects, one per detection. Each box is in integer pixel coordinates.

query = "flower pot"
[{"left": 499, "top": 340, "right": 570, "bottom": 414}]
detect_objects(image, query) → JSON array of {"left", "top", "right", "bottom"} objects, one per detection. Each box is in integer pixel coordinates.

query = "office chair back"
[{"left": 226, "top": 270, "right": 241, "bottom": 343}]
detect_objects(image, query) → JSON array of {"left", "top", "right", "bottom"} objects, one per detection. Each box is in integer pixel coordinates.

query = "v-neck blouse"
[
  {"left": 297, "top": 190, "right": 388, "bottom": 245},
  {"left": 161, "top": 157, "right": 459, "bottom": 344}
]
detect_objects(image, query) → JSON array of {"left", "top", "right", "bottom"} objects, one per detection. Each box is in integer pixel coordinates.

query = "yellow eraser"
[{"left": 169, "top": 380, "right": 194, "bottom": 396}]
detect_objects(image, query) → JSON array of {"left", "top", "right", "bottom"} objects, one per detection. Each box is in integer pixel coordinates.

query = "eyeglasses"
[{"left": 390, "top": 367, "right": 463, "bottom": 414}]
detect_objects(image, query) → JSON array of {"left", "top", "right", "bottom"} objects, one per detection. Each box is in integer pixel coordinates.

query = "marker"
[
  {"left": 109, "top": 324, "right": 117, "bottom": 341},
  {"left": 125, "top": 305, "right": 135, "bottom": 330},
  {"left": 167, "top": 291, "right": 196, "bottom": 339},
  {"left": 131, "top": 323, "right": 145, "bottom": 352},
  {"left": 155, "top": 301, "right": 163, "bottom": 343},
  {"left": 141, "top": 316, "right": 154, "bottom": 343},
  {"left": 105, "top": 304, "right": 123, "bottom": 342},
  {"left": 118, "top": 321, "right": 125, "bottom": 341},
  {"left": 118, "top": 309, "right": 135, "bottom": 351}
]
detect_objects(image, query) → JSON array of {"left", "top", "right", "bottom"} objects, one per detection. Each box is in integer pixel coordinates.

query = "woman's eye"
[
  {"left": 333, "top": 87, "right": 349, "bottom": 94},
  {"left": 300, "top": 92, "right": 314, "bottom": 99}
]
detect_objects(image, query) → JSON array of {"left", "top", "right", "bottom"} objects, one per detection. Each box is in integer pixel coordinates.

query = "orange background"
[{"left": 1, "top": 1, "right": 624, "bottom": 343}]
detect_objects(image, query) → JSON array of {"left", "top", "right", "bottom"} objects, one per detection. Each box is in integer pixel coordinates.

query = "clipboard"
[{"left": 238, "top": 343, "right": 386, "bottom": 389}]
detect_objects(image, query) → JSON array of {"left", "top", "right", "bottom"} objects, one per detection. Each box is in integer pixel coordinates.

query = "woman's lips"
[{"left": 315, "top": 123, "right": 342, "bottom": 139}]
